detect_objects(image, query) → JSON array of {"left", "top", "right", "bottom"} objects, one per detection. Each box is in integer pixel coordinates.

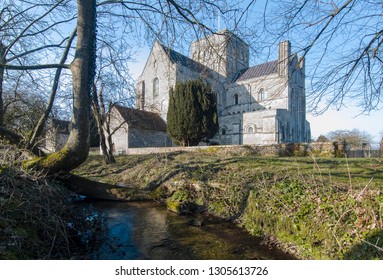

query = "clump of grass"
[{"left": 0, "top": 145, "right": 102, "bottom": 259}]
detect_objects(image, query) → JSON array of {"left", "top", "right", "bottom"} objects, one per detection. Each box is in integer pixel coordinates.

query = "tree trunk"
[
  {"left": 24, "top": 0, "right": 96, "bottom": 173},
  {"left": 92, "top": 83, "right": 116, "bottom": 164},
  {"left": 106, "top": 129, "right": 116, "bottom": 162},
  {"left": 0, "top": 41, "right": 5, "bottom": 126},
  {"left": 64, "top": 174, "right": 150, "bottom": 201},
  {"left": 0, "top": 67, "right": 4, "bottom": 126},
  {"left": 92, "top": 104, "right": 115, "bottom": 164}
]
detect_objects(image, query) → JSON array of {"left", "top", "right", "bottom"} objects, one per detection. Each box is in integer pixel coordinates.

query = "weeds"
[{"left": 0, "top": 145, "right": 102, "bottom": 259}]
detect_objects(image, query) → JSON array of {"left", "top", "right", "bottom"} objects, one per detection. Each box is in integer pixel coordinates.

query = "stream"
[{"left": 81, "top": 200, "right": 294, "bottom": 260}]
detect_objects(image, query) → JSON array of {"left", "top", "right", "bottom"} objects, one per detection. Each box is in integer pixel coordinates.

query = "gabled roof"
[
  {"left": 160, "top": 44, "right": 208, "bottom": 74},
  {"left": 114, "top": 105, "right": 166, "bottom": 132},
  {"left": 234, "top": 60, "right": 278, "bottom": 82}
]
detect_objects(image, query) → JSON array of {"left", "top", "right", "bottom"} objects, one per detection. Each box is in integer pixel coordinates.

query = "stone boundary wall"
[{"left": 115, "top": 142, "right": 344, "bottom": 157}]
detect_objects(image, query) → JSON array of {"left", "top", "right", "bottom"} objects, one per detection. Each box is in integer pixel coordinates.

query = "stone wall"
[
  {"left": 128, "top": 128, "right": 172, "bottom": 149},
  {"left": 121, "top": 142, "right": 341, "bottom": 157}
]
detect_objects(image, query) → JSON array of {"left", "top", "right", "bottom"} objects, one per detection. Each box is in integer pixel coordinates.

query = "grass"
[{"left": 75, "top": 150, "right": 383, "bottom": 259}]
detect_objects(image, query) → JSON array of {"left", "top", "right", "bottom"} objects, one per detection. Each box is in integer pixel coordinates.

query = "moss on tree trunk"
[{"left": 23, "top": 0, "right": 96, "bottom": 173}]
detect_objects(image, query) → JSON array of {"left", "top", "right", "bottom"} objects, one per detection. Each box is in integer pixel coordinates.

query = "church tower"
[{"left": 190, "top": 30, "right": 249, "bottom": 81}]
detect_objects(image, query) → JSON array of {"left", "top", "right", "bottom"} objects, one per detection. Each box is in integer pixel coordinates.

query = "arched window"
[
  {"left": 203, "top": 50, "right": 208, "bottom": 59},
  {"left": 234, "top": 93, "right": 239, "bottom": 105},
  {"left": 213, "top": 91, "right": 220, "bottom": 106},
  {"left": 153, "top": 77, "right": 159, "bottom": 99},
  {"left": 220, "top": 127, "right": 227, "bottom": 135},
  {"left": 140, "top": 81, "right": 145, "bottom": 109},
  {"left": 161, "top": 99, "right": 166, "bottom": 111},
  {"left": 281, "top": 124, "right": 286, "bottom": 141},
  {"left": 246, "top": 124, "right": 256, "bottom": 134},
  {"left": 258, "top": 88, "right": 267, "bottom": 101}
]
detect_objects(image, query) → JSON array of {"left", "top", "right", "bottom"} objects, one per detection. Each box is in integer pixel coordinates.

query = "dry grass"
[{"left": 0, "top": 146, "right": 101, "bottom": 259}]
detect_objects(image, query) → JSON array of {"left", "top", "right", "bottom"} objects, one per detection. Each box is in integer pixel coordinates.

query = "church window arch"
[
  {"left": 153, "top": 77, "right": 159, "bottom": 99},
  {"left": 281, "top": 124, "right": 286, "bottom": 141},
  {"left": 161, "top": 99, "right": 166, "bottom": 111},
  {"left": 203, "top": 50, "right": 208, "bottom": 59},
  {"left": 220, "top": 126, "right": 228, "bottom": 135},
  {"left": 140, "top": 81, "right": 145, "bottom": 109},
  {"left": 213, "top": 91, "right": 220, "bottom": 106},
  {"left": 258, "top": 88, "right": 267, "bottom": 101},
  {"left": 234, "top": 93, "right": 239, "bottom": 105},
  {"left": 246, "top": 124, "right": 256, "bottom": 134}
]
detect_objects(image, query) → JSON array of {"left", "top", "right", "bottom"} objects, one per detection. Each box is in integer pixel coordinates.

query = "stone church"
[{"left": 135, "top": 30, "right": 311, "bottom": 146}]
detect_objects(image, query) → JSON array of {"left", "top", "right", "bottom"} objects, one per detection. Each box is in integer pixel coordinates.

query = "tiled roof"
[
  {"left": 114, "top": 105, "right": 167, "bottom": 132},
  {"left": 234, "top": 60, "right": 278, "bottom": 82},
  {"left": 160, "top": 44, "right": 209, "bottom": 74}
]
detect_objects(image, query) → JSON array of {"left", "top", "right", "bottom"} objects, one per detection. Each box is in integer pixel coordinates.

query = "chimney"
[{"left": 278, "top": 41, "right": 291, "bottom": 77}]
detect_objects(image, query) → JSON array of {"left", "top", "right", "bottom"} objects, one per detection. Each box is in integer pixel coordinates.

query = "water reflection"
[{"left": 88, "top": 201, "right": 294, "bottom": 260}]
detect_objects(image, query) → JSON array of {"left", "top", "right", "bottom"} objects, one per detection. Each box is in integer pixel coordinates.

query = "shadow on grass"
[
  {"left": 146, "top": 157, "right": 242, "bottom": 191},
  {"left": 343, "top": 230, "right": 383, "bottom": 260}
]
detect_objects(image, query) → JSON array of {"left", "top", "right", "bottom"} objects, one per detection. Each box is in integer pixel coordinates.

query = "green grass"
[{"left": 75, "top": 151, "right": 383, "bottom": 259}]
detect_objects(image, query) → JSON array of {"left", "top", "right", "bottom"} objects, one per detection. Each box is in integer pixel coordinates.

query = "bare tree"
[
  {"left": 327, "top": 128, "right": 374, "bottom": 147},
  {"left": 256, "top": 0, "right": 382, "bottom": 114},
  {"left": 0, "top": 0, "right": 96, "bottom": 173},
  {"left": 1, "top": 0, "right": 258, "bottom": 172},
  {"left": 0, "top": 0, "right": 77, "bottom": 124}
]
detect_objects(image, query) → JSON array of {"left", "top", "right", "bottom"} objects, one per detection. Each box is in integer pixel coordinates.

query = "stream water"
[{"left": 82, "top": 200, "right": 294, "bottom": 260}]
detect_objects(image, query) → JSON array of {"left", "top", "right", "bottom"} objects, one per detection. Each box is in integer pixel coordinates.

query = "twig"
[
  {"left": 344, "top": 154, "right": 353, "bottom": 194},
  {"left": 48, "top": 222, "right": 59, "bottom": 259},
  {"left": 355, "top": 177, "right": 373, "bottom": 202},
  {"left": 362, "top": 240, "right": 383, "bottom": 252}
]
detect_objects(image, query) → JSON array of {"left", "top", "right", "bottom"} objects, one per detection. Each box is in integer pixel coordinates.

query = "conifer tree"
[{"left": 167, "top": 79, "right": 218, "bottom": 146}]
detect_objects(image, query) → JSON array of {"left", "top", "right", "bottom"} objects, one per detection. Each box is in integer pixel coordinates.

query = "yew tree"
[{"left": 167, "top": 79, "right": 218, "bottom": 146}]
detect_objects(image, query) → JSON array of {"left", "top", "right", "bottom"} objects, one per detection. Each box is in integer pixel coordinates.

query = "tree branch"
[
  {"left": 27, "top": 27, "right": 77, "bottom": 148},
  {"left": 2, "top": 0, "right": 66, "bottom": 60},
  {"left": 0, "top": 63, "right": 70, "bottom": 70}
]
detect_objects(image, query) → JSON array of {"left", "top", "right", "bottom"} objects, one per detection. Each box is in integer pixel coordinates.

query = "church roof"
[
  {"left": 234, "top": 60, "right": 278, "bottom": 82},
  {"left": 160, "top": 44, "right": 208, "bottom": 74},
  {"left": 114, "top": 105, "right": 167, "bottom": 132}
]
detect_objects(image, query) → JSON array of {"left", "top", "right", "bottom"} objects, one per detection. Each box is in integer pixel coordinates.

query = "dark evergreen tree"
[{"left": 167, "top": 79, "right": 218, "bottom": 146}]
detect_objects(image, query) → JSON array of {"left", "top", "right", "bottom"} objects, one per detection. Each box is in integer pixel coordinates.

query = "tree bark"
[
  {"left": 24, "top": 0, "right": 97, "bottom": 173},
  {"left": 0, "top": 67, "right": 4, "bottom": 126},
  {"left": 64, "top": 174, "right": 150, "bottom": 201},
  {"left": 92, "top": 84, "right": 116, "bottom": 164},
  {"left": 0, "top": 41, "right": 5, "bottom": 126}
]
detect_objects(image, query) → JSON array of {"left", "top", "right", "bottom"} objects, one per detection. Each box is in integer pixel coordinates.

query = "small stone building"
[
  {"left": 109, "top": 105, "right": 171, "bottom": 153},
  {"left": 136, "top": 30, "right": 311, "bottom": 145},
  {"left": 43, "top": 119, "right": 70, "bottom": 153}
]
